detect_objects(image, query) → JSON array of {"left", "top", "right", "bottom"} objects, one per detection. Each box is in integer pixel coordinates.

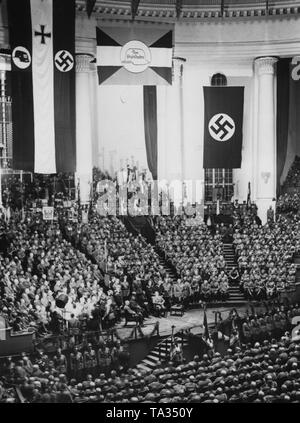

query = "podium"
[{"left": 0, "top": 317, "right": 35, "bottom": 357}]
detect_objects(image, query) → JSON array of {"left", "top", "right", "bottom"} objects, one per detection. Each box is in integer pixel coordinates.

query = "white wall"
[{"left": 97, "top": 85, "right": 148, "bottom": 177}]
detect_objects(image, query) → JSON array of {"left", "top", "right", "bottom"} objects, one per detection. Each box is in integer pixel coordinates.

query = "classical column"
[
  {"left": 254, "top": 56, "right": 278, "bottom": 224},
  {"left": 173, "top": 57, "right": 186, "bottom": 181},
  {"left": 75, "top": 53, "right": 94, "bottom": 204},
  {"left": 166, "top": 57, "right": 186, "bottom": 208}
]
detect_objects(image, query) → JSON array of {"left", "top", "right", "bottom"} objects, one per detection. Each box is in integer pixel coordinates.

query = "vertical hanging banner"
[
  {"left": 144, "top": 86, "right": 158, "bottom": 180},
  {"left": 7, "top": 0, "right": 76, "bottom": 173},
  {"left": 203, "top": 87, "right": 244, "bottom": 169},
  {"left": 97, "top": 26, "right": 173, "bottom": 85}
]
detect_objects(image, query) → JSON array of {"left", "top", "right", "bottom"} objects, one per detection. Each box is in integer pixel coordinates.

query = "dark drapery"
[
  {"left": 276, "top": 58, "right": 291, "bottom": 195},
  {"left": 120, "top": 216, "right": 156, "bottom": 245},
  {"left": 143, "top": 86, "right": 158, "bottom": 180}
]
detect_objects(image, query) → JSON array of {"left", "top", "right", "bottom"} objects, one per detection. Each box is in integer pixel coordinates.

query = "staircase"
[
  {"left": 223, "top": 243, "right": 236, "bottom": 273},
  {"left": 155, "top": 246, "right": 178, "bottom": 284},
  {"left": 135, "top": 335, "right": 189, "bottom": 372},
  {"left": 294, "top": 253, "right": 300, "bottom": 284},
  {"left": 223, "top": 243, "right": 247, "bottom": 305}
]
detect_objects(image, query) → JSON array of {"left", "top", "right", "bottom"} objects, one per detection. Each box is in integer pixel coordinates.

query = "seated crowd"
[
  {"left": 234, "top": 214, "right": 300, "bottom": 300},
  {"left": 0, "top": 210, "right": 120, "bottom": 334},
  {"left": 63, "top": 213, "right": 170, "bottom": 318},
  {"left": 240, "top": 304, "right": 300, "bottom": 345},
  {"left": 1, "top": 315, "right": 300, "bottom": 402},
  {"left": 277, "top": 193, "right": 300, "bottom": 214},
  {"left": 0, "top": 164, "right": 300, "bottom": 403},
  {"left": 155, "top": 215, "right": 230, "bottom": 303},
  {"left": 282, "top": 156, "right": 300, "bottom": 189}
]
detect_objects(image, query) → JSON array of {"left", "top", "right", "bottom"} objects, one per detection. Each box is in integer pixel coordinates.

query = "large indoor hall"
[{"left": 0, "top": 0, "right": 300, "bottom": 408}]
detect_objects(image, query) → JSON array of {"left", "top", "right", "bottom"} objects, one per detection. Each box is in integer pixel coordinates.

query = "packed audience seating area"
[
  {"left": 238, "top": 302, "right": 300, "bottom": 345},
  {"left": 277, "top": 157, "right": 300, "bottom": 214},
  {"left": 234, "top": 214, "right": 300, "bottom": 300},
  {"left": 1, "top": 300, "right": 300, "bottom": 403},
  {"left": 63, "top": 212, "right": 183, "bottom": 317},
  {"left": 0, "top": 165, "right": 300, "bottom": 403},
  {"left": 0, "top": 210, "right": 117, "bottom": 334},
  {"left": 277, "top": 193, "right": 300, "bottom": 214},
  {"left": 282, "top": 156, "right": 300, "bottom": 189},
  {"left": 155, "top": 216, "right": 230, "bottom": 303}
]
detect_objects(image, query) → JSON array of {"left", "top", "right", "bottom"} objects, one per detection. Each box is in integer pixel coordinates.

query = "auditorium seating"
[{"left": 1, "top": 309, "right": 299, "bottom": 403}]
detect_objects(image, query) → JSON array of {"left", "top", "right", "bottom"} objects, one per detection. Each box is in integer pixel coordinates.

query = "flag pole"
[{"left": 0, "top": 166, "right": 2, "bottom": 210}]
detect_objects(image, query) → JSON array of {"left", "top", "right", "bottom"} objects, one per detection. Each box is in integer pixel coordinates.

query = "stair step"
[
  {"left": 145, "top": 355, "right": 161, "bottom": 363},
  {"left": 150, "top": 350, "right": 166, "bottom": 358},
  {"left": 142, "top": 359, "right": 158, "bottom": 367},
  {"left": 137, "top": 363, "right": 151, "bottom": 371}
]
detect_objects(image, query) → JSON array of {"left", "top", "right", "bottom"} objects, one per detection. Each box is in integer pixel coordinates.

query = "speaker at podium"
[{"left": 212, "top": 186, "right": 224, "bottom": 202}]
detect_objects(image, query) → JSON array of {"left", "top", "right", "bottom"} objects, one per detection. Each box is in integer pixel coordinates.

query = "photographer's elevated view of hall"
[{"left": 0, "top": 0, "right": 300, "bottom": 405}]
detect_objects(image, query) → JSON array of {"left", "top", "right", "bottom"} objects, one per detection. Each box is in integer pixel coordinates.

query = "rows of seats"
[
  {"left": 234, "top": 215, "right": 300, "bottom": 300},
  {"left": 1, "top": 325, "right": 299, "bottom": 403},
  {"left": 155, "top": 215, "right": 230, "bottom": 303}
]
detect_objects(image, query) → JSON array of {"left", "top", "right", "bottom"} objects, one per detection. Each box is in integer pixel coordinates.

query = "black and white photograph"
[{"left": 0, "top": 0, "right": 300, "bottom": 409}]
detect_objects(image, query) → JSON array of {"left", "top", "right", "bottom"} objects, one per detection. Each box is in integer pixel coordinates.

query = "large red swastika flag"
[{"left": 7, "top": 0, "right": 76, "bottom": 174}]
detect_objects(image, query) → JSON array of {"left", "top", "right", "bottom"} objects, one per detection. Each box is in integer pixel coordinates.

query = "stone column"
[
  {"left": 75, "top": 53, "right": 94, "bottom": 204},
  {"left": 254, "top": 57, "right": 278, "bottom": 224},
  {"left": 167, "top": 57, "right": 186, "bottom": 208},
  {"left": 173, "top": 57, "right": 186, "bottom": 181}
]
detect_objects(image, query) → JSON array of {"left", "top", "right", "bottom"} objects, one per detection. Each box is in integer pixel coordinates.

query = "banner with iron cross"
[{"left": 7, "top": 0, "right": 76, "bottom": 174}]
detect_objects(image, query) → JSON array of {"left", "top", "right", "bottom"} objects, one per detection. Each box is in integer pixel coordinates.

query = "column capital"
[
  {"left": 255, "top": 56, "right": 278, "bottom": 76},
  {"left": 0, "top": 54, "right": 11, "bottom": 72},
  {"left": 173, "top": 57, "right": 186, "bottom": 84},
  {"left": 75, "top": 53, "right": 95, "bottom": 73}
]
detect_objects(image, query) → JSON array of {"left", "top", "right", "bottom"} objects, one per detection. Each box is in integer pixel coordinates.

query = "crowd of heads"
[
  {"left": 63, "top": 213, "right": 171, "bottom": 319},
  {"left": 0, "top": 209, "right": 113, "bottom": 334},
  {"left": 239, "top": 302, "right": 300, "bottom": 345},
  {"left": 0, "top": 162, "right": 300, "bottom": 403},
  {"left": 283, "top": 156, "right": 300, "bottom": 189},
  {"left": 234, "top": 214, "right": 300, "bottom": 300},
  {"left": 155, "top": 216, "right": 230, "bottom": 303},
  {"left": 277, "top": 193, "right": 300, "bottom": 214},
  {"left": 1, "top": 320, "right": 300, "bottom": 402}
]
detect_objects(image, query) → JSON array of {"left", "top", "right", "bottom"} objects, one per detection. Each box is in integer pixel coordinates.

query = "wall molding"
[{"left": 75, "top": 0, "right": 300, "bottom": 22}]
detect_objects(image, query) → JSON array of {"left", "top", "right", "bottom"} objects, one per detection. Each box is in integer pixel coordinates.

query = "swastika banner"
[
  {"left": 7, "top": 0, "right": 76, "bottom": 173},
  {"left": 203, "top": 87, "right": 244, "bottom": 169}
]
